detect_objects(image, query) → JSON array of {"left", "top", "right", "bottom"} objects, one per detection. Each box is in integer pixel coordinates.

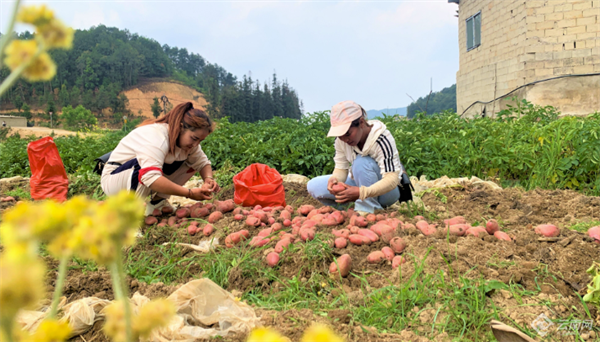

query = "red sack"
[
  {"left": 27, "top": 137, "right": 69, "bottom": 202},
  {"left": 233, "top": 163, "right": 286, "bottom": 208}
]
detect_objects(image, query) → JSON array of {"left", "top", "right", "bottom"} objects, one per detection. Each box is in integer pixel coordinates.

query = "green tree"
[
  {"left": 151, "top": 97, "right": 161, "bottom": 118},
  {"left": 21, "top": 103, "right": 32, "bottom": 121},
  {"left": 12, "top": 95, "right": 23, "bottom": 112},
  {"left": 61, "top": 105, "right": 97, "bottom": 130}
]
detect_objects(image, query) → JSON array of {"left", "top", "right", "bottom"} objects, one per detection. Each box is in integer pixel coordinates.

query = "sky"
[{"left": 1, "top": 0, "right": 460, "bottom": 113}]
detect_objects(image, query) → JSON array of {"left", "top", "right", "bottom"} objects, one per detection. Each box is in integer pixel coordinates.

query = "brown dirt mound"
[{"left": 122, "top": 81, "right": 208, "bottom": 118}]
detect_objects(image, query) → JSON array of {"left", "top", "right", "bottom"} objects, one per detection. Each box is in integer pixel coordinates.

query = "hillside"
[
  {"left": 122, "top": 81, "right": 207, "bottom": 118},
  {"left": 366, "top": 107, "right": 407, "bottom": 119}
]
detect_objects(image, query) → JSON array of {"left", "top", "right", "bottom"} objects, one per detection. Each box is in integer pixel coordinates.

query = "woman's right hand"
[
  {"left": 327, "top": 177, "right": 338, "bottom": 195},
  {"left": 188, "top": 188, "right": 213, "bottom": 201}
]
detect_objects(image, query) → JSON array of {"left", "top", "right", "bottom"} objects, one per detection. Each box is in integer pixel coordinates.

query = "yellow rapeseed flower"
[
  {"left": 247, "top": 327, "right": 290, "bottom": 342},
  {"left": 22, "top": 51, "right": 56, "bottom": 81},
  {"left": 102, "top": 300, "right": 128, "bottom": 342},
  {"left": 3, "top": 39, "right": 56, "bottom": 82},
  {"left": 0, "top": 254, "right": 46, "bottom": 322},
  {"left": 134, "top": 298, "right": 176, "bottom": 339},
  {"left": 38, "top": 19, "right": 74, "bottom": 49},
  {"left": 17, "top": 5, "right": 54, "bottom": 27},
  {"left": 28, "top": 319, "right": 71, "bottom": 342},
  {"left": 300, "top": 323, "right": 344, "bottom": 342}
]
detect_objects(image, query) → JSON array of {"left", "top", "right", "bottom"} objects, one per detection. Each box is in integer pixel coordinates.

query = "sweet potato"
[
  {"left": 331, "top": 211, "right": 345, "bottom": 224},
  {"left": 347, "top": 225, "right": 360, "bottom": 234},
  {"left": 145, "top": 216, "right": 158, "bottom": 225},
  {"left": 441, "top": 224, "right": 469, "bottom": 236},
  {"left": 486, "top": 219, "right": 500, "bottom": 235},
  {"left": 332, "top": 229, "right": 350, "bottom": 239},
  {"left": 253, "top": 211, "right": 269, "bottom": 223},
  {"left": 263, "top": 206, "right": 273, "bottom": 212},
  {"left": 208, "top": 211, "right": 223, "bottom": 224},
  {"left": 292, "top": 216, "right": 304, "bottom": 226},
  {"left": 329, "top": 254, "right": 352, "bottom": 277},
  {"left": 334, "top": 237, "right": 348, "bottom": 249},
  {"left": 348, "top": 234, "right": 371, "bottom": 245},
  {"left": 381, "top": 247, "right": 395, "bottom": 261},
  {"left": 300, "top": 228, "right": 315, "bottom": 242},
  {"left": 193, "top": 207, "right": 211, "bottom": 218},
  {"left": 176, "top": 208, "right": 190, "bottom": 218},
  {"left": 232, "top": 207, "right": 243, "bottom": 216},
  {"left": 280, "top": 233, "right": 296, "bottom": 242},
  {"left": 258, "top": 228, "right": 273, "bottom": 238},
  {"left": 203, "top": 224, "right": 214, "bottom": 236},
  {"left": 246, "top": 216, "right": 261, "bottom": 227},
  {"left": 311, "top": 214, "right": 325, "bottom": 224},
  {"left": 215, "top": 200, "right": 235, "bottom": 213},
  {"left": 271, "top": 223, "right": 283, "bottom": 232},
  {"left": 392, "top": 255, "right": 406, "bottom": 269},
  {"left": 416, "top": 220, "right": 430, "bottom": 231},
  {"left": 386, "top": 218, "right": 403, "bottom": 231},
  {"left": 239, "top": 230, "right": 250, "bottom": 239},
  {"left": 366, "top": 214, "right": 377, "bottom": 223},
  {"left": 167, "top": 216, "right": 178, "bottom": 226},
  {"left": 466, "top": 226, "right": 488, "bottom": 238},
  {"left": 268, "top": 217, "right": 276, "bottom": 225},
  {"left": 367, "top": 251, "right": 386, "bottom": 264},
  {"left": 266, "top": 252, "right": 280, "bottom": 267},
  {"left": 389, "top": 237, "right": 406, "bottom": 254},
  {"left": 242, "top": 210, "right": 250, "bottom": 215},
  {"left": 275, "top": 238, "right": 293, "bottom": 253},
  {"left": 535, "top": 224, "right": 559, "bottom": 237},
  {"left": 249, "top": 236, "right": 271, "bottom": 247},
  {"left": 234, "top": 214, "right": 244, "bottom": 221},
  {"left": 494, "top": 231, "right": 512, "bottom": 241},
  {"left": 370, "top": 223, "right": 391, "bottom": 236},
  {"left": 380, "top": 226, "right": 396, "bottom": 244},
  {"left": 187, "top": 225, "right": 197, "bottom": 235},
  {"left": 321, "top": 216, "right": 338, "bottom": 227},
  {"left": 285, "top": 205, "right": 294, "bottom": 212},
  {"left": 319, "top": 206, "right": 334, "bottom": 214},
  {"left": 355, "top": 216, "right": 368, "bottom": 227},
  {"left": 298, "top": 205, "right": 315, "bottom": 216},
  {"left": 254, "top": 205, "right": 263, "bottom": 211},
  {"left": 283, "top": 219, "right": 292, "bottom": 227},
  {"left": 588, "top": 226, "right": 600, "bottom": 243},
  {"left": 279, "top": 210, "right": 292, "bottom": 222},
  {"left": 302, "top": 220, "right": 318, "bottom": 229},
  {"left": 444, "top": 216, "right": 467, "bottom": 226},
  {"left": 358, "top": 229, "right": 379, "bottom": 242}
]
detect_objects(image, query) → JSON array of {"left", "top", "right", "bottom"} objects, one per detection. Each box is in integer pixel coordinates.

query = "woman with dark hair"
[
  {"left": 307, "top": 100, "right": 412, "bottom": 214},
  {"left": 101, "top": 102, "right": 219, "bottom": 215}
]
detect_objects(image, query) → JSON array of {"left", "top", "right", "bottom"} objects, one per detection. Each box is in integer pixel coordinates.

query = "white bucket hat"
[{"left": 327, "top": 100, "right": 365, "bottom": 137}]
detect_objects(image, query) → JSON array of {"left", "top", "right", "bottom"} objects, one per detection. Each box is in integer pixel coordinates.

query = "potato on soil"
[
  {"left": 254, "top": 205, "right": 263, "bottom": 211},
  {"left": 332, "top": 229, "right": 350, "bottom": 239},
  {"left": 161, "top": 206, "right": 174, "bottom": 214},
  {"left": 357, "top": 229, "right": 379, "bottom": 242},
  {"left": 175, "top": 208, "right": 190, "bottom": 219},
  {"left": 232, "top": 207, "right": 243, "bottom": 216},
  {"left": 329, "top": 254, "right": 352, "bottom": 277},
  {"left": 266, "top": 252, "right": 280, "bottom": 267},
  {"left": 258, "top": 228, "right": 273, "bottom": 238},
  {"left": 486, "top": 219, "right": 500, "bottom": 234},
  {"left": 246, "top": 216, "right": 261, "bottom": 227},
  {"left": 366, "top": 214, "right": 377, "bottom": 223},
  {"left": 389, "top": 237, "right": 406, "bottom": 254},
  {"left": 215, "top": 199, "right": 236, "bottom": 213},
  {"left": 204, "top": 203, "right": 214, "bottom": 211},
  {"left": 271, "top": 223, "right": 283, "bottom": 231},
  {"left": 354, "top": 216, "right": 368, "bottom": 227},
  {"left": 233, "top": 214, "right": 244, "bottom": 221},
  {"left": 151, "top": 208, "right": 161, "bottom": 217},
  {"left": 466, "top": 226, "right": 488, "bottom": 238},
  {"left": 442, "top": 224, "right": 469, "bottom": 236},
  {"left": 348, "top": 234, "right": 371, "bottom": 245},
  {"left": 249, "top": 236, "right": 271, "bottom": 247},
  {"left": 347, "top": 225, "right": 360, "bottom": 234},
  {"left": 334, "top": 237, "right": 348, "bottom": 249},
  {"left": 381, "top": 247, "right": 395, "bottom": 261},
  {"left": 202, "top": 224, "right": 214, "bottom": 236},
  {"left": 167, "top": 216, "right": 178, "bottom": 226},
  {"left": 208, "top": 211, "right": 223, "bottom": 224},
  {"left": 224, "top": 230, "right": 250, "bottom": 248},
  {"left": 283, "top": 219, "right": 292, "bottom": 227},
  {"left": 144, "top": 216, "right": 158, "bottom": 225},
  {"left": 444, "top": 216, "right": 466, "bottom": 226},
  {"left": 403, "top": 223, "right": 416, "bottom": 230},
  {"left": 494, "top": 231, "right": 512, "bottom": 241},
  {"left": 191, "top": 207, "right": 210, "bottom": 218},
  {"left": 279, "top": 210, "right": 292, "bottom": 221},
  {"left": 535, "top": 224, "right": 559, "bottom": 237},
  {"left": 367, "top": 251, "right": 386, "bottom": 264},
  {"left": 300, "top": 228, "right": 316, "bottom": 242},
  {"left": 414, "top": 215, "right": 425, "bottom": 221},
  {"left": 319, "top": 206, "right": 334, "bottom": 214},
  {"left": 275, "top": 238, "right": 293, "bottom": 253},
  {"left": 392, "top": 255, "right": 406, "bottom": 269},
  {"left": 285, "top": 205, "right": 294, "bottom": 212},
  {"left": 187, "top": 225, "right": 197, "bottom": 235},
  {"left": 588, "top": 226, "right": 600, "bottom": 243},
  {"left": 298, "top": 205, "right": 315, "bottom": 216}
]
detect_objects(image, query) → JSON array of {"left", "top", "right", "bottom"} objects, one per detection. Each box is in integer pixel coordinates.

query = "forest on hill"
[{"left": 0, "top": 25, "right": 302, "bottom": 124}]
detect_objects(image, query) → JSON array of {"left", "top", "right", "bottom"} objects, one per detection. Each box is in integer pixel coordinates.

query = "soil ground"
[{"left": 2, "top": 180, "right": 599, "bottom": 341}]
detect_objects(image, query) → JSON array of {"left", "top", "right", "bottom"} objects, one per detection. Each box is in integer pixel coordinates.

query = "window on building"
[{"left": 466, "top": 12, "right": 481, "bottom": 51}]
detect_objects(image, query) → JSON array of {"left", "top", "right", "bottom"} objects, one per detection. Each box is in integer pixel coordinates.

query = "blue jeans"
[{"left": 307, "top": 155, "right": 400, "bottom": 213}]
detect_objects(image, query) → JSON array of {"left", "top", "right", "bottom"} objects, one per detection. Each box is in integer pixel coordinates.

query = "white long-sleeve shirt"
[{"left": 104, "top": 123, "right": 211, "bottom": 187}]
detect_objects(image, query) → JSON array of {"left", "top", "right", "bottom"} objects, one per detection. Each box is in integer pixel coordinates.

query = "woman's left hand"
[
  {"left": 335, "top": 184, "right": 360, "bottom": 203},
  {"left": 205, "top": 178, "right": 221, "bottom": 193}
]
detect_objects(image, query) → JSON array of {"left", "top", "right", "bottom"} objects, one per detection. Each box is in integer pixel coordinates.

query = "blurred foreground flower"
[
  {"left": 103, "top": 298, "right": 176, "bottom": 341},
  {"left": 301, "top": 323, "right": 344, "bottom": 342},
  {"left": 27, "top": 319, "right": 71, "bottom": 342},
  {"left": 0, "top": 254, "right": 45, "bottom": 323},
  {"left": 247, "top": 327, "right": 290, "bottom": 342}
]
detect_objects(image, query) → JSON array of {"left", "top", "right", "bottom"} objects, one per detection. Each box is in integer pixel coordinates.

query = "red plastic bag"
[
  {"left": 27, "top": 137, "right": 69, "bottom": 202},
  {"left": 233, "top": 163, "right": 286, "bottom": 208}
]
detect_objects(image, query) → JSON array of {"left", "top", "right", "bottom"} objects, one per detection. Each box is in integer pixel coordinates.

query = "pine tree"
[{"left": 151, "top": 97, "right": 162, "bottom": 118}]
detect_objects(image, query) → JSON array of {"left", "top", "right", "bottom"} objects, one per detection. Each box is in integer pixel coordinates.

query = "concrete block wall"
[{"left": 455, "top": 0, "right": 599, "bottom": 117}]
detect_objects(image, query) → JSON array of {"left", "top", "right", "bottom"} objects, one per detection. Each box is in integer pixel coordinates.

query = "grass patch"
[{"left": 568, "top": 220, "right": 600, "bottom": 233}]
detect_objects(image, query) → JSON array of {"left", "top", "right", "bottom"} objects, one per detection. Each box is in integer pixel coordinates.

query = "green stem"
[
  {"left": 0, "top": 0, "right": 21, "bottom": 66},
  {"left": 109, "top": 250, "right": 132, "bottom": 342},
  {"left": 0, "top": 47, "right": 42, "bottom": 98},
  {"left": 1, "top": 317, "right": 15, "bottom": 342},
  {"left": 48, "top": 255, "right": 69, "bottom": 319}
]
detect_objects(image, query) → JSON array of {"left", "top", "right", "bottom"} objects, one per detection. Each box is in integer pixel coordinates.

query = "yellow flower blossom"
[
  {"left": 134, "top": 299, "right": 176, "bottom": 339},
  {"left": 102, "top": 300, "right": 128, "bottom": 342},
  {"left": 300, "top": 323, "right": 344, "bottom": 342},
  {"left": 17, "top": 5, "right": 54, "bottom": 27},
  {"left": 3, "top": 40, "right": 56, "bottom": 81},
  {"left": 0, "top": 254, "right": 46, "bottom": 322},
  {"left": 38, "top": 19, "right": 74, "bottom": 49},
  {"left": 247, "top": 327, "right": 290, "bottom": 342},
  {"left": 22, "top": 52, "right": 56, "bottom": 81},
  {"left": 28, "top": 319, "right": 71, "bottom": 342}
]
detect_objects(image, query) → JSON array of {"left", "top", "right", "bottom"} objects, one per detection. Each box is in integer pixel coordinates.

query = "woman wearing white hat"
[{"left": 307, "top": 100, "right": 412, "bottom": 214}]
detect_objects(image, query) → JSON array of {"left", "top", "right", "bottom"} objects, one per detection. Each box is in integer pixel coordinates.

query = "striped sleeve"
[
  {"left": 373, "top": 131, "right": 404, "bottom": 177},
  {"left": 333, "top": 138, "right": 350, "bottom": 170}
]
